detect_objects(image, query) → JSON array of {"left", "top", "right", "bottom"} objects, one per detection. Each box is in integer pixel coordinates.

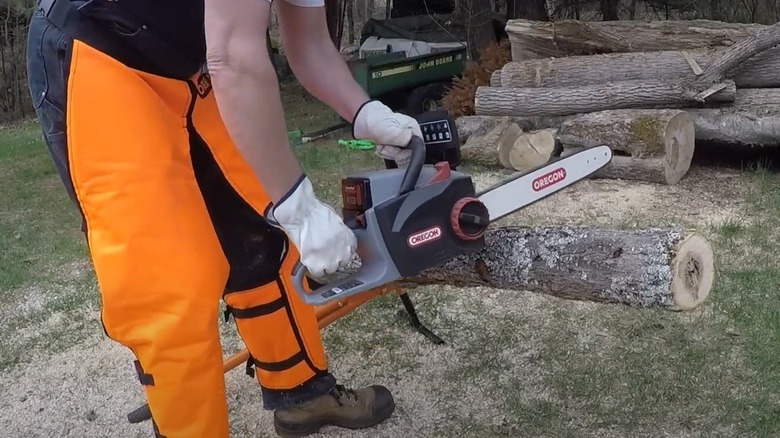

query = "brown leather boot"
[{"left": 273, "top": 384, "right": 395, "bottom": 437}]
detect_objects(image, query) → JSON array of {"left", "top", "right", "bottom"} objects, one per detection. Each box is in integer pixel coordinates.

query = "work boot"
[{"left": 273, "top": 384, "right": 395, "bottom": 437}]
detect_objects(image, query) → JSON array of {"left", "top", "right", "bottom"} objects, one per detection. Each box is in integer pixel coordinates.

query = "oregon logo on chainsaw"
[
  {"left": 408, "top": 226, "right": 442, "bottom": 247},
  {"left": 532, "top": 167, "right": 567, "bottom": 192}
]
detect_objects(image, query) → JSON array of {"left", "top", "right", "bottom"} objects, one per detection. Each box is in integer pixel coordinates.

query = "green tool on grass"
[{"left": 338, "top": 139, "right": 375, "bottom": 150}]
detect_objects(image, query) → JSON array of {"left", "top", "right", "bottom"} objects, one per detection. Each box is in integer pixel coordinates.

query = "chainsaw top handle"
[{"left": 397, "top": 134, "right": 426, "bottom": 196}]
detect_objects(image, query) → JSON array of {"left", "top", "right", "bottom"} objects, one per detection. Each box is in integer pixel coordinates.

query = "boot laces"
[{"left": 332, "top": 384, "right": 358, "bottom": 404}]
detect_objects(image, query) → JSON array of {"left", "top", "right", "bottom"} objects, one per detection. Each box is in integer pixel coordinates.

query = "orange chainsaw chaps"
[
  {"left": 221, "top": 248, "right": 330, "bottom": 391},
  {"left": 65, "top": 41, "right": 231, "bottom": 437}
]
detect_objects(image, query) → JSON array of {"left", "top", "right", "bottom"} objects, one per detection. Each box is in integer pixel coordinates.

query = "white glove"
[
  {"left": 268, "top": 176, "right": 357, "bottom": 278},
  {"left": 352, "top": 100, "right": 423, "bottom": 167}
]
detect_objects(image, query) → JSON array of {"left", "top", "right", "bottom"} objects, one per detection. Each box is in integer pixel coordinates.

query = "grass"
[{"left": 2, "top": 80, "right": 780, "bottom": 436}]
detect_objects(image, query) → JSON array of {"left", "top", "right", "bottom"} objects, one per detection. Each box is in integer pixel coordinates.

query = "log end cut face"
[
  {"left": 662, "top": 111, "right": 697, "bottom": 185},
  {"left": 670, "top": 234, "right": 715, "bottom": 310}
]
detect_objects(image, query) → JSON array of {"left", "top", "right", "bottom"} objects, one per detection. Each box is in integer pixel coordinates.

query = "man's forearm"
[{"left": 204, "top": 0, "right": 302, "bottom": 203}]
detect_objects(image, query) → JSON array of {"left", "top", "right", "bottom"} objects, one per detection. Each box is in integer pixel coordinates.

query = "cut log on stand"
[
  {"left": 459, "top": 117, "right": 523, "bottom": 167},
  {"left": 474, "top": 79, "right": 737, "bottom": 117},
  {"left": 406, "top": 226, "right": 714, "bottom": 311},
  {"left": 504, "top": 18, "right": 765, "bottom": 60},
  {"left": 499, "top": 46, "right": 780, "bottom": 89},
  {"left": 555, "top": 109, "right": 696, "bottom": 185}
]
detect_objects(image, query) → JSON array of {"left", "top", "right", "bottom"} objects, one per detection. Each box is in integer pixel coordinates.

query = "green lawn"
[{"left": 2, "top": 81, "right": 780, "bottom": 437}]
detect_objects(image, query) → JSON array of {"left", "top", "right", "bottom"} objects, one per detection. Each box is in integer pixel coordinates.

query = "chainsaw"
[{"left": 290, "top": 119, "right": 612, "bottom": 306}]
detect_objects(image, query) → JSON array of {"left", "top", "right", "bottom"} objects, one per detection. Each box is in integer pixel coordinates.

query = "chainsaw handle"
[
  {"left": 398, "top": 135, "right": 426, "bottom": 196},
  {"left": 290, "top": 260, "right": 381, "bottom": 306}
]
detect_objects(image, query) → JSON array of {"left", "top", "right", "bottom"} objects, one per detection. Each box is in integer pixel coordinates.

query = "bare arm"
[
  {"left": 203, "top": 0, "right": 301, "bottom": 202},
  {"left": 274, "top": 1, "right": 370, "bottom": 122}
]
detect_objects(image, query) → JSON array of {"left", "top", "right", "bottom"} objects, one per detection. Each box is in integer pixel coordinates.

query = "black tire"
[{"left": 404, "top": 82, "right": 448, "bottom": 116}]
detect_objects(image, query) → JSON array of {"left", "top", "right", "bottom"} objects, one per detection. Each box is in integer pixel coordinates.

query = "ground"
[{"left": 2, "top": 80, "right": 780, "bottom": 438}]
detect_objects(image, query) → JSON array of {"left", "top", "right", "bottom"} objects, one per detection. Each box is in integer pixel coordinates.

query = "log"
[
  {"left": 499, "top": 46, "right": 780, "bottom": 90},
  {"left": 556, "top": 109, "right": 696, "bottom": 185},
  {"left": 685, "top": 88, "right": 780, "bottom": 146},
  {"left": 490, "top": 70, "right": 501, "bottom": 87},
  {"left": 506, "top": 128, "right": 560, "bottom": 171},
  {"left": 504, "top": 18, "right": 766, "bottom": 60},
  {"left": 474, "top": 79, "right": 737, "bottom": 117},
  {"left": 407, "top": 226, "right": 714, "bottom": 311},
  {"left": 458, "top": 88, "right": 780, "bottom": 148},
  {"left": 459, "top": 117, "right": 523, "bottom": 167}
]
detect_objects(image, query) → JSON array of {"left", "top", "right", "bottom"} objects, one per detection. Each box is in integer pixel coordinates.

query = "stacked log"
[{"left": 461, "top": 18, "right": 780, "bottom": 185}]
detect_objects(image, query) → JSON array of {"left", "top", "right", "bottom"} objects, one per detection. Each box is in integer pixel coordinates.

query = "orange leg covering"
[{"left": 64, "top": 41, "right": 332, "bottom": 438}]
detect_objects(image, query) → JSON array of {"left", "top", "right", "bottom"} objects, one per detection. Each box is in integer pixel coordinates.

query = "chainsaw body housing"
[{"left": 341, "top": 164, "right": 488, "bottom": 281}]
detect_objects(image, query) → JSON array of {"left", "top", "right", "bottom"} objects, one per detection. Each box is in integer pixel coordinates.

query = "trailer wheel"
[{"left": 405, "top": 82, "right": 448, "bottom": 116}]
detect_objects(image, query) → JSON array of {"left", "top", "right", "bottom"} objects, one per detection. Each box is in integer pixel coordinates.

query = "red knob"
[{"left": 450, "top": 197, "right": 490, "bottom": 241}]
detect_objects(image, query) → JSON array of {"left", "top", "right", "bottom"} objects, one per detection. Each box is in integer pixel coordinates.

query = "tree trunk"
[
  {"left": 405, "top": 226, "right": 714, "bottom": 311},
  {"left": 325, "top": 0, "right": 344, "bottom": 49},
  {"left": 506, "top": 0, "right": 549, "bottom": 21},
  {"left": 600, "top": 0, "right": 620, "bottom": 20},
  {"left": 498, "top": 46, "right": 780, "bottom": 89},
  {"left": 474, "top": 79, "right": 737, "bottom": 117},
  {"left": 462, "top": 0, "right": 496, "bottom": 59},
  {"left": 504, "top": 18, "right": 766, "bottom": 59}
]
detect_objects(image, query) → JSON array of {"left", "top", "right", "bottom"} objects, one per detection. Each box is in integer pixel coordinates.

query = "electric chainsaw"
[{"left": 291, "top": 128, "right": 612, "bottom": 306}]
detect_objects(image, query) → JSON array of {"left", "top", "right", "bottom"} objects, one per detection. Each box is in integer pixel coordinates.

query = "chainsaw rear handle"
[
  {"left": 289, "top": 135, "right": 426, "bottom": 305},
  {"left": 397, "top": 134, "right": 426, "bottom": 195}
]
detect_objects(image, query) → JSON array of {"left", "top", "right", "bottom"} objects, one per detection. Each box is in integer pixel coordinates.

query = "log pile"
[{"left": 459, "top": 18, "right": 780, "bottom": 185}]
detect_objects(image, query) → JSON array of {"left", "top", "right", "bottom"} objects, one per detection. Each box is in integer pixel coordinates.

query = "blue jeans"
[{"left": 26, "top": 9, "right": 77, "bottom": 205}]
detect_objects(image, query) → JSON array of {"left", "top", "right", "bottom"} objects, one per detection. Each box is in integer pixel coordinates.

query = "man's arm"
[
  {"left": 274, "top": 1, "right": 370, "bottom": 122},
  {"left": 203, "top": 0, "right": 301, "bottom": 202}
]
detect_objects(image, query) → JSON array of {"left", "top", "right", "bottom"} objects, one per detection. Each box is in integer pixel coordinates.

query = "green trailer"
[{"left": 347, "top": 46, "right": 467, "bottom": 116}]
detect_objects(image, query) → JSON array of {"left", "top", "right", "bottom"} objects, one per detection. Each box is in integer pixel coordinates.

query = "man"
[{"left": 26, "top": 0, "right": 422, "bottom": 436}]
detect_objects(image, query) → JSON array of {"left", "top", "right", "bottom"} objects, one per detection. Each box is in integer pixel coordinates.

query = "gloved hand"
[
  {"left": 268, "top": 176, "right": 357, "bottom": 278},
  {"left": 352, "top": 100, "right": 423, "bottom": 167}
]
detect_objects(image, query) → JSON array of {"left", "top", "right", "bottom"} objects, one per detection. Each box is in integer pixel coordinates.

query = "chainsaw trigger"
[{"left": 427, "top": 161, "right": 451, "bottom": 184}]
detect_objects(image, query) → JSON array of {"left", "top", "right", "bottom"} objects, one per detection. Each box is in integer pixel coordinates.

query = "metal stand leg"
[{"left": 397, "top": 293, "right": 445, "bottom": 344}]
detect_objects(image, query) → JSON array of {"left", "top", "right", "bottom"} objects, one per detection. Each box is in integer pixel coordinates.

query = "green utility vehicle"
[{"left": 347, "top": 46, "right": 467, "bottom": 116}]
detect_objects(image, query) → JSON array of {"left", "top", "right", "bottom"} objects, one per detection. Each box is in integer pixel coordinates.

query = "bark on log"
[
  {"left": 504, "top": 18, "right": 766, "bottom": 60},
  {"left": 686, "top": 88, "right": 780, "bottom": 146},
  {"left": 458, "top": 89, "right": 780, "bottom": 148},
  {"left": 499, "top": 46, "right": 780, "bottom": 89},
  {"left": 490, "top": 70, "right": 501, "bottom": 87},
  {"left": 556, "top": 109, "right": 696, "bottom": 185},
  {"left": 406, "top": 226, "right": 714, "bottom": 311},
  {"left": 474, "top": 79, "right": 737, "bottom": 117}
]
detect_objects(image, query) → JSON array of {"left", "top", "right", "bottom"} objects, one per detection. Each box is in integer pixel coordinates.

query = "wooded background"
[{"left": 0, "top": 0, "right": 776, "bottom": 123}]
